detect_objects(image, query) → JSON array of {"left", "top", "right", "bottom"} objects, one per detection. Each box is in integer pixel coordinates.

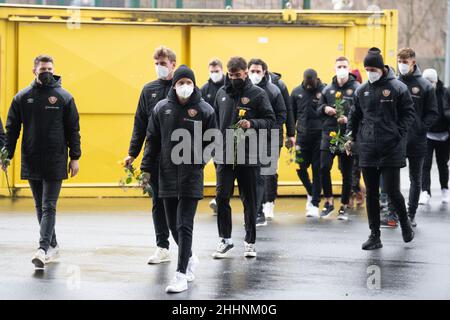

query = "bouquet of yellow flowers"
[
  {"left": 118, "top": 161, "right": 153, "bottom": 196},
  {"left": 329, "top": 130, "right": 352, "bottom": 154},
  {"left": 286, "top": 142, "right": 304, "bottom": 166},
  {"left": 334, "top": 91, "right": 346, "bottom": 119},
  {"left": 231, "top": 108, "right": 247, "bottom": 168}
]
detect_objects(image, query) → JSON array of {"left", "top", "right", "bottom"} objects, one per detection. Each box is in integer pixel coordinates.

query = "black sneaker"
[
  {"left": 362, "top": 233, "right": 383, "bottom": 250},
  {"left": 380, "top": 212, "right": 398, "bottom": 228},
  {"left": 337, "top": 206, "right": 349, "bottom": 221},
  {"left": 256, "top": 215, "right": 267, "bottom": 227},
  {"left": 212, "top": 239, "right": 234, "bottom": 259},
  {"left": 401, "top": 220, "right": 415, "bottom": 243},
  {"left": 320, "top": 202, "right": 334, "bottom": 219}
]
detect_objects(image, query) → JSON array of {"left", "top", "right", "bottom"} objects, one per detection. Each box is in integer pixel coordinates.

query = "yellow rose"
[
  {"left": 239, "top": 109, "right": 247, "bottom": 117},
  {"left": 329, "top": 131, "right": 337, "bottom": 138},
  {"left": 335, "top": 91, "right": 342, "bottom": 99}
]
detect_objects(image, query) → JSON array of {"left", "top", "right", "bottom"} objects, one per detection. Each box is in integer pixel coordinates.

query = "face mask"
[
  {"left": 210, "top": 71, "right": 223, "bottom": 83},
  {"left": 336, "top": 68, "right": 349, "bottom": 80},
  {"left": 155, "top": 65, "right": 170, "bottom": 79},
  {"left": 231, "top": 78, "right": 245, "bottom": 91},
  {"left": 175, "top": 84, "right": 194, "bottom": 99},
  {"left": 304, "top": 80, "right": 316, "bottom": 90},
  {"left": 249, "top": 73, "right": 263, "bottom": 85},
  {"left": 367, "top": 71, "right": 382, "bottom": 84},
  {"left": 398, "top": 63, "right": 410, "bottom": 75},
  {"left": 38, "top": 71, "right": 53, "bottom": 86}
]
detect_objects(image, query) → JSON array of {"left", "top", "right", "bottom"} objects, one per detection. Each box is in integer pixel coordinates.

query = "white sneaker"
[
  {"left": 212, "top": 239, "right": 234, "bottom": 259},
  {"left": 32, "top": 249, "right": 46, "bottom": 270},
  {"left": 306, "top": 195, "right": 313, "bottom": 211},
  {"left": 442, "top": 189, "right": 450, "bottom": 204},
  {"left": 306, "top": 206, "right": 320, "bottom": 218},
  {"left": 165, "top": 272, "right": 188, "bottom": 293},
  {"left": 45, "top": 245, "right": 60, "bottom": 263},
  {"left": 244, "top": 242, "right": 257, "bottom": 258},
  {"left": 209, "top": 198, "right": 218, "bottom": 216},
  {"left": 418, "top": 191, "right": 431, "bottom": 205},
  {"left": 186, "top": 254, "right": 199, "bottom": 282},
  {"left": 264, "top": 202, "right": 275, "bottom": 221},
  {"left": 147, "top": 247, "right": 170, "bottom": 264}
]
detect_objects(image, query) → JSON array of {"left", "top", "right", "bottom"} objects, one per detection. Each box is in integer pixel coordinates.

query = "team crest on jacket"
[
  {"left": 48, "top": 96, "right": 57, "bottom": 104},
  {"left": 382, "top": 89, "right": 391, "bottom": 97},
  {"left": 346, "top": 89, "right": 354, "bottom": 96},
  {"left": 412, "top": 87, "right": 420, "bottom": 95},
  {"left": 241, "top": 97, "right": 250, "bottom": 105},
  {"left": 187, "top": 109, "right": 198, "bottom": 117}
]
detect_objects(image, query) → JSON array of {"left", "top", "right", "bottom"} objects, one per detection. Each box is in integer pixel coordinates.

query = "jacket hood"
[
  {"left": 399, "top": 64, "right": 422, "bottom": 80},
  {"left": 224, "top": 73, "right": 253, "bottom": 96},
  {"left": 168, "top": 86, "right": 203, "bottom": 108},
  {"left": 371, "top": 66, "right": 396, "bottom": 85},
  {"left": 269, "top": 71, "right": 282, "bottom": 83},
  {"left": 331, "top": 73, "right": 358, "bottom": 88},
  {"left": 32, "top": 74, "right": 62, "bottom": 88}
]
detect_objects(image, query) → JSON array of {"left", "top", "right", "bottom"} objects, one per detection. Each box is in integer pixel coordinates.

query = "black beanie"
[
  {"left": 173, "top": 65, "right": 196, "bottom": 86},
  {"left": 364, "top": 47, "right": 385, "bottom": 70},
  {"left": 304, "top": 68, "right": 318, "bottom": 80}
]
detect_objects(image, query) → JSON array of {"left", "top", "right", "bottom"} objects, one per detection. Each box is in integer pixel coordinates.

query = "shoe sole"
[
  {"left": 45, "top": 253, "right": 60, "bottom": 264},
  {"left": 147, "top": 258, "right": 171, "bottom": 265},
  {"left": 265, "top": 216, "right": 274, "bottom": 221},
  {"left": 244, "top": 252, "right": 257, "bottom": 258},
  {"left": 337, "top": 216, "right": 349, "bottom": 221},
  {"left": 166, "top": 286, "right": 188, "bottom": 294},
  {"left": 32, "top": 258, "right": 45, "bottom": 269},
  {"left": 212, "top": 247, "right": 234, "bottom": 259},
  {"left": 320, "top": 211, "right": 334, "bottom": 219},
  {"left": 256, "top": 222, "right": 268, "bottom": 227},
  {"left": 362, "top": 243, "right": 383, "bottom": 250}
]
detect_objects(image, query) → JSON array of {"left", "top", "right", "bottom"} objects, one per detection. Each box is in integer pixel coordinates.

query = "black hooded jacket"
[
  {"left": 140, "top": 87, "right": 217, "bottom": 199},
  {"left": 257, "top": 73, "right": 287, "bottom": 147},
  {"left": 398, "top": 65, "right": 439, "bottom": 157},
  {"left": 317, "top": 74, "right": 360, "bottom": 151},
  {"left": 430, "top": 80, "right": 450, "bottom": 133},
  {"left": 269, "top": 72, "right": 294, "bottom": 138},
  {"left": 213, "top": 76, "right": 276, "bottom": 166},
  {"left": 128, "top": 78, "right": 173, "bottom": 159},
  {"left": 290, "top": 80, "right": 326, "bottom": 137},
  {"left": 347, "top": 66, "right": 415, "bottom": 168},
  {"left": 201, "top": 76, "right": 225, "bottom": 107},
  {"left": 5, "top": 75, "right": 81, "bottom": 180}
]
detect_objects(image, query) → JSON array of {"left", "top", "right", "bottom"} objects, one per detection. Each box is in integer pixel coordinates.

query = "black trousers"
[
  {"left": 352, "top": 155, "right": 362, "bottom": 193},
  {"left": 296, "top": 133, "right": 321, "bottom": 207},
  {"left": 28, "top": 180, "right": 62, "bottom": 252},
  {"left": 163, "top": 197, "right": 198, "bottom": 274},
  {"left": 320, "top": 151, "right": 353, "bottom": 205},
  {"left": 150, "top": 166, "right": 170, "bottom": 249},
  {"left": 257, "top": 147, "right": 281, "bottom": 217},
  {"left": 216, "top": 164, "right": 259, "bottom": 244},
  {"left": 422, "top": 138, "right": 450, "bottom": 194},
  {"left": 362, "top": 167, "right": 409, "bottom": 235},
  {"left": 406, "top": 156, "right": 425, "bottom": 217}
]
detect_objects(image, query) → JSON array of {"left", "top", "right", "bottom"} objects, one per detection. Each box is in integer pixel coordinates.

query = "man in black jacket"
[
  {"left": 396, "top": 48, "right": 439, "bottom": 227},
  {"left": 124, "top": 46, "right": 176, "bottom": 265},
  {"left": 212, "top": 57, "right": 275, "bottom": 259},
  {"left": 200, "top": 58, "right": 225, "bottom": 215},
  {"left": 420, "top": 69, "right": 450, "bottom": 205},
  {"left": 346, "top": 48, "right": 416, "bottom": 250},
  {"left": 4, "top": 55, "right": 81, "bottom": 269},
  {"left": 318, "top": 56, "right": 360, "bottom": 221},
  {"left": 141, "top": 65, "right": 217, "bottom": 294},
  {"left": 248, "top": 59, "right": 287, "bottom": 226},
  {"left": 291, "top": 69, "right": 325, "bottom": 218}
]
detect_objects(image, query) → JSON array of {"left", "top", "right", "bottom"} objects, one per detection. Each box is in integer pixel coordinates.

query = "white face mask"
[
  {"left": 155, "top": 65, "right": 170, "bottom": 79},
  {"left": 336, "top": 67, "right": 349, "bottom": 80},
  {"left": 398, "top": 63, "right": 411, "bottom": 75},
  {"left": 249, "top": 73, "right": 263, "bottom": 85},
  {"left": 367, "top": 71, "right": 382, "bottom": 84},
  {"left": 210, "top": 71, "right": 223, "bottom": 83},
  {"left": 175, "top": 84, "right": 194, "bottom": 99}
]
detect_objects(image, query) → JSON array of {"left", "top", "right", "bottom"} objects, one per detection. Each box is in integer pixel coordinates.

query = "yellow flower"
[
  {"left": 239, "top": 109, "right": 247, "bottom": 117},
  {"left": 134, "top": 169, "right": 141, "bottom": 178},
  {"left": 329, "top": 131, "right": 337, "bottom": 138},
  {"left": 335, "top": 91, "right": 342, "bottom": 99}
]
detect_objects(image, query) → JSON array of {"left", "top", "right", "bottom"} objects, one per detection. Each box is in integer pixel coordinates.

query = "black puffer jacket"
[
  {"left": 5, "top": 76, "right": 81, "bottom": 180},
  {"left": 270, "top": 72, "right": 294, "bottom": 138},
  {"left": 290, "top": 80, "right": 326, "bottom": 137},
  {"left": 213, "top": 76, "right": 275, "bottom": 166},
  {"left": 140, "top": 88, "right": 217, "bottom": 199},
  {"left": 398, "top": 65, "right": 439, "bottom": 157},
  {"left": 201, "top": 76, "right": 225, "bottom": 107},
  {"left": 347, "top": 66, "right": 415, "bottom": 168},
  {"left": 430, "top": 81, "right": 450, "bottom": 133},
  {"left": 317, "top": 74, "right": 360, "bottom": 151},
  {"left": 257, "top": 73, "right": 287, "bottom": 147},
  {"left": 128, "top": 78, "right": 172, "bottom": 158}
]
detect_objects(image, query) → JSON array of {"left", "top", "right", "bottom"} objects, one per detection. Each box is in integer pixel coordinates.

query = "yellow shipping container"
[{"left": 0, "top": 4, "right": 398, "bottom": 198}]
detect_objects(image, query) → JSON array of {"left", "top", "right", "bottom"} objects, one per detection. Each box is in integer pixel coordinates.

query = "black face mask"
[
  {"left": 231, "top": 78, "right": 245, "bottom": 91},
  {"left": 38, "top": 72, "right": 54, "bottom": 86},
  {"left": 304, "top": 80, "right": 317, "bottom": 91}
]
